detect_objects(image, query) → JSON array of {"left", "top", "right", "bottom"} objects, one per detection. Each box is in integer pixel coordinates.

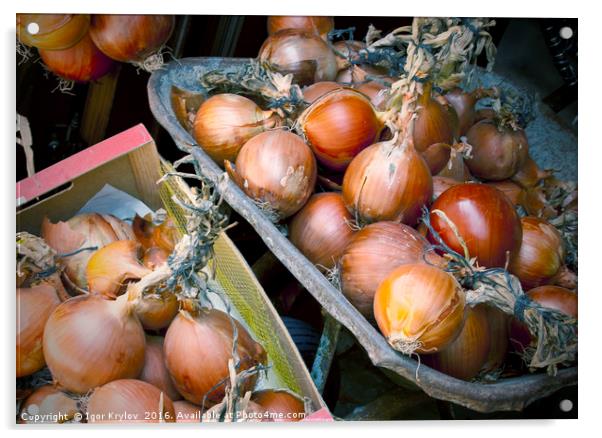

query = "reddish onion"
[
  {"left": 340, "top": 221, "right": 445, "bottom": 319},
  {"left": 437, "top": 143, "right": 472, "bottom": 182},
  {"left": 87, "top": 379, "right": 176, "bottom": 423},
  {"left": 252, "top": 389, "right": 306, "bottom": 422},
  {"left": 38, "top": 33, "right": 115, "bottom": 82},
  {"left": 42, "top": 213, "right": 134, "bottom": 290},
  {"left": 374, "top": 263, "right": 466, "bottom": 354},
  {"left": 174, "top": 400, "right": 202, "bottom": 423},
  {"left": 90, "top": 15, "right": 174, "bottom": 66},
  {"left": 302, "top": 81, "right": 342, "bottom": 104},
  {"left": 429, "top": 183, "right": 523, "bottom": 268},
  {"left": 225, "top": 130, "right": 317, "bottom": 220},
  {"left": 444, "top": 87, "right": 498, "bottom": 135},
  {"left": 140, "top": 336, "right": 182, "bottom": 401},
  {"left": 510, "top": 286, "right": 577, "bottom": 352},
  {"left": 18, "top": 385, "right": 79, "bottom": 424},
  {"left": 342, "top": 138, "right": 433, "bottom": 225},
  {"left": 485, "top": 180, "right": 526, "bottom": 207},
  {"left": 43, "top": 293, "right": 145, "bottom": 394},
  {"left": 164, "top": 306, "right": 267, "bottom": 406},
  {"left": 414, "top": 85, "right": 456, "bottom": 160},
  {"left": 423, "top": 305, "right": 491, "bottom": 380},
  {"left": 17, "top": 14, "right": 90, "bottom": 50},
  {"left": 465, "top": 119, "right": 529, "bottom": 181},
  {"left": 132, "top": 215, "right": 179, "bottom": 254},
  {"left": 267, "top": 16, "right": 334, "bottom": 40},
  {"left": 258, "top": 29, "right": 338, "bottom": 86},
  {"left": 134, "top": 291, "right": 179, "bottom": 331},
  {"left": 511, "top": 155, "right": 553, "bottom": 189},
  {"left": 16, "top": 283, "right": 61, "bottom": 377},
  {"left": 289, "top": 192, "right": 355, "bottom": 270},
  {"left": 193, "top": 94, "right": 281, "bottom": 164},
  {"left": 481, "top": 305, "right": 510, "bottom": 372},
  {"left": 298, "top": 88, "right": 384, "bottom": 171},
  {"left": 86, "top": 240, "right": 151, "bottom": 298},
  {"left": 509, "top": 217, "right": 574, "bottom": 290},
  {"left": 432, "top": 176, "right": 461, "bottom": 200},
  {"left": 355, "top": 80, "right": 390, "bottom": 111}
]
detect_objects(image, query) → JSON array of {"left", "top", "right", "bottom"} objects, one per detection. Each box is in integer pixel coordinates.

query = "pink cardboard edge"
[
  {"left": 16, "top": 123, "right": 153, "bottom": 206},
  {"left": 301, "top": 407, "right": 334, "bottom": 422}
]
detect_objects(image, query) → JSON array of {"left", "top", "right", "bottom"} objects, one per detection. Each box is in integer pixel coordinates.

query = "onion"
[
  {"left": 164, "top": 307, "right": 267, "bottom": 406},
  {"left": 42, "top": 213, "right": 135, "bottom": 290},
  {"left": 485, "top": 180, "right": 526, "bottom": 207},
  {"left": 355, "top": 80, "right": 390, "bottom": 110},
  {"left": 510, "top": 217, "right": 573, "bottom": 290},
  {"left": 432, "top": 176, "right": 461, "bottom": 200},
  {"left": 429, "top": 183, "right": 523, "bottom": 268},
  {"left": 225, "top": 130, "right": 317, "bottom": 220},
  {"left": 267, "top": 16, "right": 334, "bottom": 40},
  {"left": 140, "top": 336, "right": 181, "bottom": 401},
  {"left": 193, "top": 94, "right": 281, "bottom": 164},
  {"left": 38, "top": 33, "right": 115, "bottom": 82},
  {"left": 90, "top": 15, "right": 174, "bottom": 66},
  {"left": 142, "top": 247, "right": 170, "bottom": 270},
  {"left": 511, "top": 155, "right": 553, "bottom": 189},
  {"left": 135, "top": 291, "right": 179, "bottom": 331},
  {"left": 333, "top": 40, "right": 365, "bottom": 64},
  {"left": 259, "top": 29, "right": 338, "bottom": 85},
  {"left": 374, "top": 263, "right": 466, "bottom": 354},
  {"left": 414, "top": 85, "right": 456, "bottom": 159},
  {"left": 18, "top": 385, "right": 79, "bottom": 424},
  {"left": 17, "top": 14, "right": 90, "bottom": 50},
  {"left": 481, "top": 305, "right": 510, "bottom": 372},
  {"left": 87, "top": 379, "right": 176, "bottom": 423},
  {"left": 444, "top": 87, "right": 498, "bottom": 135},
  {"left": 336, "top": 64, "right": 388, "bottom": 85},
  {"left": 252, "top": 389, "right": 306, "bottom": 422},
  {"left": 302, "top": 81, "right": 342, "bottom": 104},
  {"left": 174, "top": 401, "right": 202, "bottom": 423},
  {"left": 340, "top": 221, "right": 445, "bottom": 319},
  {"left": 342, "top": 138, "right": 433, "bottom": 225},
  {"left": 437, "top": 143, "right": 472, "bottom": 181},
  {"left": 510, "top": 286, "right": 577, "bottom": 352},
  {"left": 298, "top": 88, "right": 384, "bottom": 171},
  {"left": 16, "top": 284, "right": 61, "bottom": 377},
  {"left": 43, "top": 293, "right": 145, "bottom": 394},
  {"left": 86, "top": 240, "right": 151, "bottom": 298},
  {"left": 288, "top": 192, "right": 355, "bottom": 270},
  {"left": 465, "top": 119, "right": 529, "bottom": 181},
  {"left": 132, "top": 215, "right": 179, "bottom": 254},
  {"left": 423, "top": 305, "right": 490, "bottom": 380}
]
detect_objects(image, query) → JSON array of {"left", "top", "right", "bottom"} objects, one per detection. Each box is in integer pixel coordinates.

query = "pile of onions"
[
  {"left": 225, "top": 130, "right": 317, "bottom": 220},
  {"left": 297, "top": 88, "right": 383, "bottom": 171},
  {"left": 43, "top": 293, "right": 145, "bottom": 394},
  {"left": 87, "top": 379, "right": 176, "bottom": 423},
  {"left": 140, "top": 336, "right": 181, "bottom": 401},
  {"left": 510, "top": 286, "right": 577, "bottom": 352},
  {"left": 302, "top": 81, "right": 341, "bottom": 104},
  {"left": 17, "top": 14, "right": 90, "bottom": 50},
  {"left": 86, "top": 240, "right": 151, "bottom": 298},
  {"left": 340, "top": 221, "right": 445, "bottom": 319},
  {"left": 342, "top": 138, "right": 433, "bottom": 225},
  {"left": 509, "top": 217, "right": 576, "bottom": 290},
  {"left": 16, "top": 283, "right": 61, "bottom": 377},
  {"left": 423, "top": 305, "right": 490, "bottom": 380},
  {"left": 252, "top": 389, "right": 306, "bottom": 422},
  {"left": 193, "top": 94, "right": 281, "bottom": 164},
  {"left": 288, "top": 192, "right": 355, "bottom": 270},
  {"left": 444, "top": 87, "right": 498, "bottom": 135},
  {"left": 428, "top": 183, "right": 523, "bottom": 268},
  {"left": 173, "top": 401, "right": 202, "bottom": 423},
  {"left": 42, "top": 213, "right": 134, "bottom": 290},
  {"left": 164, "top": 306, "right": 267, "bottom": 406},
  {"left": 373, "top": 263, "right": 466, "bottom": 354},
  {"left": 267, "top": 16, "right": 334, "bottom": 40},
  {"left": 413, "top": 85, "right": 458, "bottom": 170},
  {"left": 465, "top": 119, "right": 529, "bottom": 181},
  {"left": 18, "top": 385, "right": 79, "bottom": 424},
  {"left": 89, "top": 15, "right": 175, "bottom": 66},
  {"left": 258, "top": 29, "right": 338, "bottom": 86},
  {"left": 38, "top": 33, "right": 115, "bottom": 82}
]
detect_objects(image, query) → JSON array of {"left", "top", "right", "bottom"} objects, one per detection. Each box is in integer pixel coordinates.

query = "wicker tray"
[{"left": 148, "top": 57, "right": 577, "bottom": 413}]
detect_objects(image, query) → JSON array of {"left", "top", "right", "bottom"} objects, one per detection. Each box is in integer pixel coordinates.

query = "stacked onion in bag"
[
  {"left": 187, "top": 16, "right": 577, "bottom": 381},
  {"left": 16, "top": 14, "right": 175, "bottom": 87},
  {"left": 16, "top": 211, "right": 308, "bottom": 423}
]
